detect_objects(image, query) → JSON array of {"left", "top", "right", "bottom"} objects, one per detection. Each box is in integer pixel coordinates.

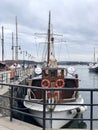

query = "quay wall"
[{"left": 0, "top": 67, "right": 33, "bottom": 116}]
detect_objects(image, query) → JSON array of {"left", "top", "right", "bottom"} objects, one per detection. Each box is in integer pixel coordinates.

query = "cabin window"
[
  {"left": 44, "top": 69, "right": 48, "bottom": 77},
  {"left": 51, "top": 70, "right": 56, "bottom": 78},
  {"left": 58, "top": 69, "right": 62, "bottom": 76}
]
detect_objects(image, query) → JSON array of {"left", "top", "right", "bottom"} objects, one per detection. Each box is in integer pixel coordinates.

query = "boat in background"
[
  {"left": 89, "top": 62, "right": 98, "bottom": 73},
  {"left": 89, "top": 48, "right": 98, "bottom": 73},
  {"left": 24, "top": 12, "right": 87, "bottom": 128},
  {"left": 0, "top": 62, "right": 9, "bottom": 71}
]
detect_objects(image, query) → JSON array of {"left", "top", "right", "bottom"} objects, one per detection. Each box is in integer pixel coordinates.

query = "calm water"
[{"left": 70, "top": 65, "right": 98, "bottom": 129}]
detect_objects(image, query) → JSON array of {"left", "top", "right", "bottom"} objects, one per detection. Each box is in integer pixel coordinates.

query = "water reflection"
[
  {"left": 14, "top": 111, "right": 87, "bottom": 129},
  {"left": 64, "top": 120, "right": 87, "bottom": 129},
  {"left": 63, "top": 114, "right": 87, "bottom": 129},
  {"left": 75, "top": 65, "right": 98, "bottom": 129}
]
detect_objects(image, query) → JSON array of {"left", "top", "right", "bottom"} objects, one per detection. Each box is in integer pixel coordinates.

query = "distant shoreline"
[{"left": 1, "top": 60, "right": 91, "bottom": 66}]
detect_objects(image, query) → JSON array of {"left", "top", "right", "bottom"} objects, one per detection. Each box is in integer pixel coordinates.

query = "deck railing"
[{"left": 0, "top": 83, "right": 98, "bottom": 130}]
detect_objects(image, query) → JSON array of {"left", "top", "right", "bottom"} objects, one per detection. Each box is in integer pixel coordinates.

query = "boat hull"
[
  {"left": 89, "top": 63, "right": 98, "bottom": 73},
  {"left": 24, "top": 95, "right": 86, "bottom": 128},
  {"left": 29, "top": 108, "right": 76, "bottom": 128},
  {"left": 89, "top": 67, "right": 98, "bottom": 73}
]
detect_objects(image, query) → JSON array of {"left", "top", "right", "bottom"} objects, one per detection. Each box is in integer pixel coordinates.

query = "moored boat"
[
  {"left": 89, "top": 63, "right": 98, "bottom": 73},
  {"left": 24, "top": 12, "right": 87, "bottom": 128},
  {"left": 89, "top": 48, "right": 98, "bottom": 73}
]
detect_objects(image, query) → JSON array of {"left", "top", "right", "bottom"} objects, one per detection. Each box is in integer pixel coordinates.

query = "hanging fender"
[{"left": 69, "top": 106, "right": 87, "bottom": 114}]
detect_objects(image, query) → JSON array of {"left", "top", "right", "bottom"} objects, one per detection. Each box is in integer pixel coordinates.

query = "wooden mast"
[
  {"left": 15, "top": 16, "right": 18, "bottom": 63},
  {"left": 47, "top": 11, "right": 51, "bottom": 66},
  {"left": 12, "top": 32, "right": 14, "bottom": 61},
  {"left": 1, "top": 26, "right": 4, "bottom": 62},
  {"left": 94, "top": 47, "right": 95, "bottom": 63}
]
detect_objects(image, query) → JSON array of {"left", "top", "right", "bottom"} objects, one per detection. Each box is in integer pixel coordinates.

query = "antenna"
[{"left": 94, "top": 47, "right": 95, "bottom": 62}]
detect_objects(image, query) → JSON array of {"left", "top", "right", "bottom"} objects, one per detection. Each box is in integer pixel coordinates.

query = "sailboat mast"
[
  {"left": 15, "top": 16, "right": 18, "bottom": 63},
  {"left": 47, "top": 11, "right": 51, "bottom": 66},
  {"left": 94, "top": 47, "right": 95, "bottom": 62},
  {"left": 1, "top": 26, "right": 4, "bottom": 62}
]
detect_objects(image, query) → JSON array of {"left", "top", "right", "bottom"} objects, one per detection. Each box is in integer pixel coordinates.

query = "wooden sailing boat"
[{"left": 24, "top": 12, "right": 87, "bottom": 128}]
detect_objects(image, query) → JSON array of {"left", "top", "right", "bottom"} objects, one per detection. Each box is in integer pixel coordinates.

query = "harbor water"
[{"left": 72, "top": 65, "right": 98, "bottom": 129}]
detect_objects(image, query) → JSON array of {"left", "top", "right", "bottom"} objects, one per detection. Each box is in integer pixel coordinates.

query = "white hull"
[
  {"left": 24, "top": 95, "right": 87, "bottom": 128},
  {"left": 29, "top": 108, "right": 75, "bottom": 128}
]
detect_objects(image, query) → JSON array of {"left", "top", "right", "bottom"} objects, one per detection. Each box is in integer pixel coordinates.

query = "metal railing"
[
  {"left": 0, "top": 67, "right": 33, "bottom": 86},
  {"left": 0, "top": 83, "right": 98, "bottom": 130}
]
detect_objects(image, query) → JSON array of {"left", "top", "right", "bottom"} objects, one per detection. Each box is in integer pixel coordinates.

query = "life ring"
[
  {"left": 56, "top": 79, "right": 64, "bottom": 88},
  {"left": 41, "top": 79, "right": 50, "bottom": 88}
]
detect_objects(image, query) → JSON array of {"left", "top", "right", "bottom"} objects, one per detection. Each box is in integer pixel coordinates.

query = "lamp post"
[
  {"left": 28, "top": 54, "right": 31, "bottom": 67},
  {"left": 26, "top": 52, "right": 32, "bottom": 67},
  {"left": 11, "top": 32, "right": 21, "bottom": 62},
  {"left": 20, "top": 51, "right": 27, "bottom": 68},
  {"left": 11, "top": 44, "right": 21, "bottom": 63}
]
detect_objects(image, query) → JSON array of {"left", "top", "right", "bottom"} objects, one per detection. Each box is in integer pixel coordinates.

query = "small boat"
[
  {"left": 24, "top": 12, "right": 87, "bottom": 128},
  {"left": 89, "top": 48, "right": 98, "bottom": 73},
  {"left": 89, "top": 63, "right": 98, "bottom": 73}
]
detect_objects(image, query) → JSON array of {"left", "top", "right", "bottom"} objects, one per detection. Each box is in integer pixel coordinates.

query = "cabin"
[{"left": 29, "top": 67, "right": 79, "bottom": 100}]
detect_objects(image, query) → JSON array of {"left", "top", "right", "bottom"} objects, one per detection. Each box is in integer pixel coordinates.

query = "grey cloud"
[{"left": 0, "top": 0, "right": 98, "bottom": 61}]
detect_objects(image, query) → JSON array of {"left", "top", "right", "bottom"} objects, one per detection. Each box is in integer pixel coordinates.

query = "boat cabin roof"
[
  {"left": 42, "top": 67, "right": 65, "bottom": 79},
  {"left": 42, "top": 67, "right": 65, "bottom": 71}
]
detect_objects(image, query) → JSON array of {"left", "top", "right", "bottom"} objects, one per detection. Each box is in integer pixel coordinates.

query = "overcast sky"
[{"left": 0, "top": 0, "right": 98, "bottom": 62}]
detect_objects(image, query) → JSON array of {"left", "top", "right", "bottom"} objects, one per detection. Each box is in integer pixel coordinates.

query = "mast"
[
  {"left": 1, "top": 26, "right": 4, "bottom": 62},
  {"left": 94, "top": 47, "right": 95, "bottom": 63},
  {"left": 12, "top": 32, "right": 14, "bottom": 61},
  {"left": 47, "top": 11, "right": 51, "bottom": 66},
  {"left": 15, "top": 16, "right": 18, "bottom": 62}
]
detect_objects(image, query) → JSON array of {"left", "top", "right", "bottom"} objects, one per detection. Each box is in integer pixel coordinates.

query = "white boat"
[
  {"left": 89, "top": 48, "right": 98, "bottom": 73},
  {"left": 24, "top": 12, "right": 87, "bottom": 129},
  {"left": 24, "top": 91, "right": 86, "bottom": 128},
  {"left": 89, "top": 63, "right": 98, "bottom": 73}
]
